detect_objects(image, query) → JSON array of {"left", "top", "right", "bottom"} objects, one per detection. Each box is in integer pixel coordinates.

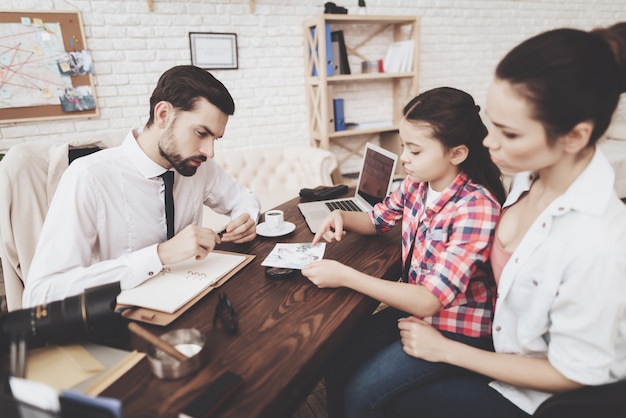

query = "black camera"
[
  {"left": 324, "top": 2, "right": 348, "bottom": 14},
  {"left": 0, "top": 281, "right": 123, "bottom": 352}
]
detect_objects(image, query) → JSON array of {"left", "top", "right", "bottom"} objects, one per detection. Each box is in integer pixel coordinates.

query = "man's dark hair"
[{"left": 145, "top": 65, "right": 235, "bottom": 128}]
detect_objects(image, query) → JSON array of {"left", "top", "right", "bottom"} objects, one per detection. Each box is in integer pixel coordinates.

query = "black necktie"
[{"left": 159, "top": 171, "right": 175, "bottom": 239}]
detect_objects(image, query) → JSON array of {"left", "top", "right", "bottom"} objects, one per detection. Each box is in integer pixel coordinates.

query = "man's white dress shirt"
[{"left": 23, "top": 130, "right": 260, "bottom": 307}]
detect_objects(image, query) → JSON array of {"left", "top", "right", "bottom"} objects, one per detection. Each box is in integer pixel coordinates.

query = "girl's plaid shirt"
[{"left": 370, "top": 172, "right": 501, "bottom": 338}]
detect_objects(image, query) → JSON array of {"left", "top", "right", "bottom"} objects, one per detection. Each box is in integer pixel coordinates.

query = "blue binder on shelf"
[
  {"left": 333, "top": 98, "right": 345, "bottom": 131},
  {"left": 311, "top": 24, "right": 334, "bottom": 76}
]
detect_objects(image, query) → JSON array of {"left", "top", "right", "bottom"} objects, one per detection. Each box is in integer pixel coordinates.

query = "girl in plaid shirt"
[{"left": 302, "top": 87, "right": 506, "bottom": 418}]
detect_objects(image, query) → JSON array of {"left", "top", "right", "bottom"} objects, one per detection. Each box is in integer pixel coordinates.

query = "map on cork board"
[{"left": 0, "top": 10, "right": 98, "bottom": 123}]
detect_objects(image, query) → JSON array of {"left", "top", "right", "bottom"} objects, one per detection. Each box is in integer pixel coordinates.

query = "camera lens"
[{"left": 0, "top": 281, "right": 123, "bottom": 351}]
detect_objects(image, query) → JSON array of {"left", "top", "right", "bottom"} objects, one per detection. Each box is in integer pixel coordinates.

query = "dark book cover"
[{"left": 331, "top": 30, "right": 351, "bottom": 75}]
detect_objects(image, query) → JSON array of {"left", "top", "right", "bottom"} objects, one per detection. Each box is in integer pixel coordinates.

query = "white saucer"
[{"left": 256, "top": 221, "right": 296, "bottom": 237}]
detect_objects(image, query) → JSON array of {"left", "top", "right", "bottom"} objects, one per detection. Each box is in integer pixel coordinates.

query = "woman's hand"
[{"left": 398, "top": 316, "right": 451, "bottom": 363}]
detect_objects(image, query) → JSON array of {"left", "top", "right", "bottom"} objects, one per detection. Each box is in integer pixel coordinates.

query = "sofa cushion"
[
  {"left": 203, "top": 145, "right": 337, "bottom": 229},
  {"left": 599, "top": 139, "right": 626, "bottom": 198},
  {"left": 606, "top": 120, "right": 626, "bottom": 141}
]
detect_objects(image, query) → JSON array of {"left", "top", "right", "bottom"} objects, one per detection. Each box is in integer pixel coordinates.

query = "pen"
[{"left": 218, "top": 228, "right": 227, "bottom": 238}]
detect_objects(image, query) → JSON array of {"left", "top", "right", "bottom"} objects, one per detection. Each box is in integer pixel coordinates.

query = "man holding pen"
[{"left": 23, "top": 65, "right": 260, "bottom": 307}]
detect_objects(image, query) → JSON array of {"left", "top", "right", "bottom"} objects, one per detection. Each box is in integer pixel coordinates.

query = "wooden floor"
[{"left": 293, "top": 380, "right": 328, "bottom": 418}]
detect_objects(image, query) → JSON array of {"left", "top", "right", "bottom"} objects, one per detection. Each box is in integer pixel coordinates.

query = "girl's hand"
[
  {"left": 301, "top": 259, "right": 354, "bottom": 288},
  {"left": 311, "top": 210, "right": 347, "bottom": 245},
  {"left": 398, "top": 316, "right": 450, "bottom": 363}
]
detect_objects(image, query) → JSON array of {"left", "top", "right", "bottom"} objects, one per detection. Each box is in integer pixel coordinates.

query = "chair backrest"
[
  {"left": 212, "top": 144, "right": 338, "bottom": 210},
  {"left": 203, "top": 144, "right": 338, "bottom": 229},
  {"left": 0, "top": 135, "right": 123, "bottom": 311}
]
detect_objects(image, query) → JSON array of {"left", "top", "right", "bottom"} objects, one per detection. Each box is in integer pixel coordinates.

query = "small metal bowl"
[{"left": 147, "top": 328, "right": 207, "bottom": 380}]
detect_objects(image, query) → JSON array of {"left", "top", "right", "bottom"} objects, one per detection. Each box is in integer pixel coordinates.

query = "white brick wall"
[{"left": 1, "top": 0, "right": 625, "bottom": 155}]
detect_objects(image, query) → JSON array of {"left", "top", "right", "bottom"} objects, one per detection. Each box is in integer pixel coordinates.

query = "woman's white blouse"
[{"left": 490, "top": 149, "right": 626, "bottom": 414}]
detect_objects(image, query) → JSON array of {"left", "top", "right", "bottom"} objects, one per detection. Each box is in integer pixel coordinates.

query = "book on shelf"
[
  {"left": 333, "top": 98, "right": 346, "bottom": 131},
  {"left": 327, "top": 85, "right": 336, "bottom": 133},
  {"left": 311, "top": 24, "right": 334, "bottom": 76},
  {"left": 331, "top": 34, "right": 341, "bottom": 75},
  {"left": 116, "top": 251, "right": 247, "bottom": 314},
  {"left": 331, "top": 30, "right": 351, "bottom": 75},
  {"left": 383, "top": 40, "right": 414, "bottom": 73},
  {"left": 345, "top": 120, "right": 393, "bottom": 130}
]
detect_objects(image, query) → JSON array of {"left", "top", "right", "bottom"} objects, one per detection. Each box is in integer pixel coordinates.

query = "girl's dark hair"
[
  {"left": 403, "top": 87, "right": 506, "bottom": 205},
  {"left": 145, "top": 65, "right": 235, "bottom": 128},
  {"left": 496, "top": 23, "right": 626, "bottom": 146}
]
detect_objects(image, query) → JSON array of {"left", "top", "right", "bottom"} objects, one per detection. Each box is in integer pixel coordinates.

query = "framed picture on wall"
[{"left": 189, "top": 32, "right": 238, "bottom": 69}]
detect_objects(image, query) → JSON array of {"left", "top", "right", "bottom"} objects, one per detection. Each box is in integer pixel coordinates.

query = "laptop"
[{"left": 298, "top": 142, "right": 398, "bottom": 233}]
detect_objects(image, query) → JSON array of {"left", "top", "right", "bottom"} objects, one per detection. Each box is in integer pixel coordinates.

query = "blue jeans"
[
  {"left": 385, "top": 374, "right": 531, "bottom": 418},
  {"left": 324, "top": 307, "right": 494, "bottom": 418}
]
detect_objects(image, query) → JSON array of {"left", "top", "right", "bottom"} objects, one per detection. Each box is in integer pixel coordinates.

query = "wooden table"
[{"left": 102, "top": 193, "right": 402, "bottom": 418}]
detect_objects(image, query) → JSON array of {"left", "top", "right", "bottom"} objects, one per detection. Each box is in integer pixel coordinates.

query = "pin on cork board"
[{"left": 0, "top": 10, "right": 98, "bottom": 123}]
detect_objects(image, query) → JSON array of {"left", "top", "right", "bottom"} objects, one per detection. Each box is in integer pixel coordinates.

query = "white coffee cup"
[{"left": 264, "top": 210, "right": 284, "bottom": 231}]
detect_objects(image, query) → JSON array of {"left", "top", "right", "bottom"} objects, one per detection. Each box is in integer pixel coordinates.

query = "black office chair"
[
  {"left": 532, "top": 379, "right": 626, "bottom": 417},
  {"left": 68, "top": 147, "right": 101, "bottom": 164}
]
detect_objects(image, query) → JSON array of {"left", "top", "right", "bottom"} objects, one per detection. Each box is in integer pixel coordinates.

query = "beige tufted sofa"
[{"left": 203, "top": 145, "right": 338, "bottom": 229}]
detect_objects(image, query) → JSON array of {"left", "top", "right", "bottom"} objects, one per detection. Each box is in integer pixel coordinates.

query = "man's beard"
[{"left": 158, "top": 126, "right": 207, "bottom": 177}]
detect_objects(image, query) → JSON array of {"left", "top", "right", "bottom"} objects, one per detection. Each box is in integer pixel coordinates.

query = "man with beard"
[{"left": 22, "top": 66, "right": 261, "bottom": 307}]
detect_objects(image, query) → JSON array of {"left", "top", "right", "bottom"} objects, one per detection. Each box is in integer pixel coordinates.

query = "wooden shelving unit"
[{"left": 303, "top": 14, "right": 420, "bottom": 178}]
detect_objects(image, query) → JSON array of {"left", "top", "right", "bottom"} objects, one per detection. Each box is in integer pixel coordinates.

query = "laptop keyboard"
[{"left": 325, "top": 199, "right": 362, "bottom": 212}]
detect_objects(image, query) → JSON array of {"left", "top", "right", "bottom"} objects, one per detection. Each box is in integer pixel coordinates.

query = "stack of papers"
[
  {"left": 383, "top": 40, "right": 414, "bottom": 73},
  {"left": 261, "top": 243, "right": 326, "bottom": 270},
  {"left": 24, "top": 343, "right": 144, "bottom": 396}
]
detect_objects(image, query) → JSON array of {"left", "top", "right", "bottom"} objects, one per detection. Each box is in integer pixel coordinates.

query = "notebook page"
[{"left": 117, "top": 252, "right": 246, "bottom": 313}]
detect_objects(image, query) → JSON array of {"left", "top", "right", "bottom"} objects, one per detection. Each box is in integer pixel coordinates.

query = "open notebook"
[{"left": 116, "top": 252, "right": 246, "bottom": 313}]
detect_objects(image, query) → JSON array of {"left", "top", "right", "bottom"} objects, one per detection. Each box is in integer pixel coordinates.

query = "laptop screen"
[{"left": 356, "top": 145, "right": 398, "bottom": 206}]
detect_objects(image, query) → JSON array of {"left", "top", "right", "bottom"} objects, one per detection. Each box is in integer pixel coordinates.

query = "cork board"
[{"left": 0, "top": 10, "right": 98, "bottom": 123}]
